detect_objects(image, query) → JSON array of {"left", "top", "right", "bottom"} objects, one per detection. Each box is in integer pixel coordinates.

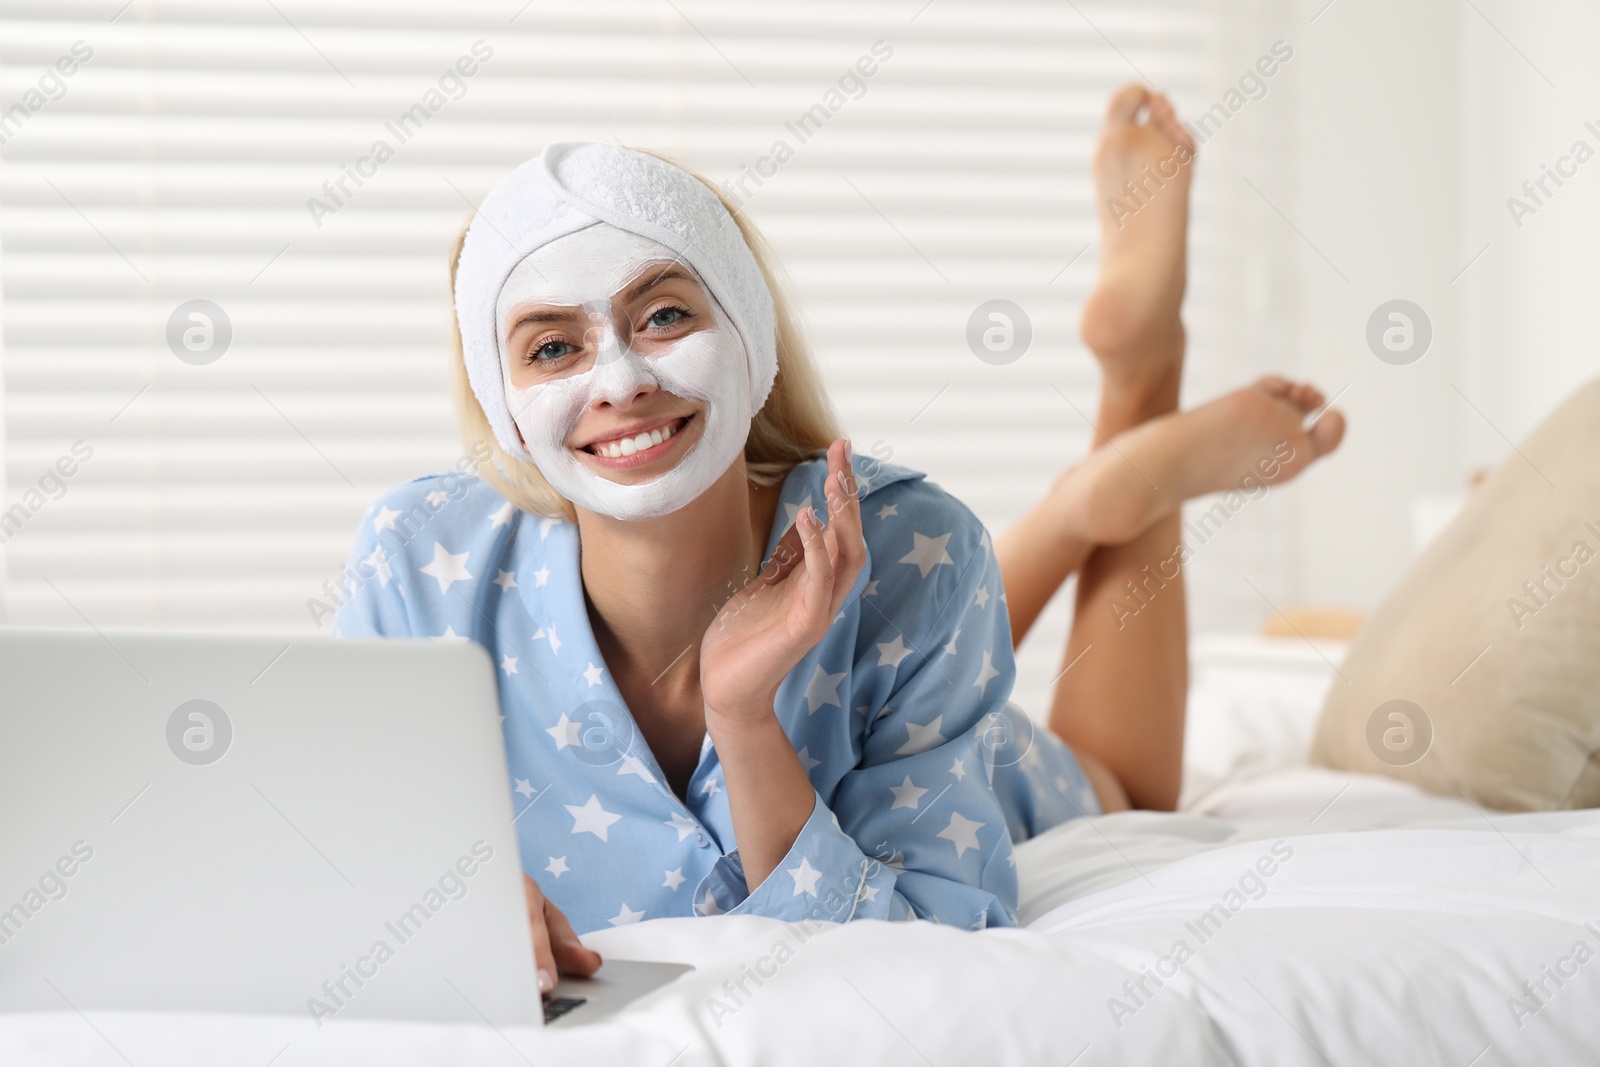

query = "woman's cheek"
[
  {"left": 508, "top": 377, "right": 581, "bottom": 457},
  {"left": 649, "top": 328, "right": 746, "bottom": 406}
]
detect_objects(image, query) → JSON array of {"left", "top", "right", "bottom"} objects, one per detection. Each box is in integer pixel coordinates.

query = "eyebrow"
[
  {"left": 620, "top": 264, "right": 695, "bottom": 304},
  {"left": 505, "top": 263, "right": 697, "bottom": 337},
  {"left": 507, "top": 308, "right": 580, "bottom": 335}
]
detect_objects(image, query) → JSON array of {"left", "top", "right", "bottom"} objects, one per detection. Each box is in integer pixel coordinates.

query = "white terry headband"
[{"left": 454, "top": 141, "right": 779, "bottom": 461}]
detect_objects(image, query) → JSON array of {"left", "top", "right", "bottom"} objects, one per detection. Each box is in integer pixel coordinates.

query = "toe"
[
  {"left": 1151, "top": 95, "right": 1180, "bottom": 132},
  {"left": 1165, "top": 111, "right": 1196, "bottom": 150},
  {"left": 1150, "top": 96, "right": 1178, "bottom": 131},
  {"left": 1257, "top": 375, "right": 1292, "bottom": 397},
  {"left": 1106, "top": 84, "right": 1150, "bottom": 123},
  {"left": 1271, "top": 380, "right": 1323, "bottom": 415},
  {"left": 1308, "top": 408, "right": 1346, "bottom": 457}
]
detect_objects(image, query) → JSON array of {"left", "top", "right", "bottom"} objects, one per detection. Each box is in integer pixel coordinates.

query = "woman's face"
[{"left": 495, "top": 223, "right": 754, "bottom": 517}]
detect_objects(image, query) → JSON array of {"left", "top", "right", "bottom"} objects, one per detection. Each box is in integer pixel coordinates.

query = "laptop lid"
[{"left": 0, "top": 628, "right": 542, "bottom": 1028}]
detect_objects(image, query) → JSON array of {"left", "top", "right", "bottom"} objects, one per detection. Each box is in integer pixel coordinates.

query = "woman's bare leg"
[
  {"left": 996, "top": 84, "right": 1190, "bottom": 649},
  {"left": 1000, "top": 378, "right": 1347, "bottom": 647},
  {"left": 999, "top": 86, "right": 1348, "bottom": 810},
  {"left": 1051, "top": 414, "right": 1189, "bottom": 809},
  {"left": 1058, "top": 372, "right": 1349, "bottom": 809},
  {"left": 996, "top": 497, "right": 1095, "bottom": 650},
  {"left": 1039, "top": 84, "right": 1195, "bottom": 811}
]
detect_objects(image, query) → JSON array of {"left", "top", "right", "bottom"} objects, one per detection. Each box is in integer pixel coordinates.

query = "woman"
[{"left": 334, "top": 85, "right": 1345, "bottom": 994}]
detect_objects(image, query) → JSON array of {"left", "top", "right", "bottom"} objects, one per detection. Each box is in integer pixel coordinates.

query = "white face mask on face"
[{"left": 496, "top": 223, "right": 752, "bottom": 521}]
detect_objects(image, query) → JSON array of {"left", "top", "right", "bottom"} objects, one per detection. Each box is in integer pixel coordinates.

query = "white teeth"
[{"left": 591, "top": 418, "right": 679, "bottom": 459}]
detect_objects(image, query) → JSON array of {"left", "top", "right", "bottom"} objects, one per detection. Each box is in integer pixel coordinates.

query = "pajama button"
[{"left": 695, "top": 831, "right": 709, "bottom": 847}]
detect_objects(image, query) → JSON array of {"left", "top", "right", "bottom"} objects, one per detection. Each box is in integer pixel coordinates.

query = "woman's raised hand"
[{"left": 700, "top": 439, "right": 866, "bottom": 726}]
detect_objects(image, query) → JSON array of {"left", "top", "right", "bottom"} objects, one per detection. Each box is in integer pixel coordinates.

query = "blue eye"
[
  {"left": 647, "top": 305, "right": 689, "bottom": 329},
  {"left": 528, "top": 340, "right": 575, "bottom": 364}
]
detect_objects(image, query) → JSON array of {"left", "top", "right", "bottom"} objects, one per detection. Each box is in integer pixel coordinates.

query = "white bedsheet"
[{"left": 8, "top": 639, "right": 1597, "bottom": 1066}]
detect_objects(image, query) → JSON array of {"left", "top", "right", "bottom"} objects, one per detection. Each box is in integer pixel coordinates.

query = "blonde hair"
[{"left": 447, "top": 149, "right": 842, "bottom": 523}]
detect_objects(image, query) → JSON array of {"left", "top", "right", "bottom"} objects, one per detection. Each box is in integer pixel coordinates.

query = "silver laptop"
[{"left": 0, "top": 627, "right": 689, "bottom": 1030}]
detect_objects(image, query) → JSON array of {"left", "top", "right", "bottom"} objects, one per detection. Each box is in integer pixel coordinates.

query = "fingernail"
[
  {"left": 844, "top": 438, "right": 852, "bottom": 460},
  {"left": 538, "top": 967, "right": 555, "bottom": 993}
]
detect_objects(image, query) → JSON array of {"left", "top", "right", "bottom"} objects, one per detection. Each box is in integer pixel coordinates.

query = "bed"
[{"left": 7, "top": 636, "right": 1597, "bottom": 1066}]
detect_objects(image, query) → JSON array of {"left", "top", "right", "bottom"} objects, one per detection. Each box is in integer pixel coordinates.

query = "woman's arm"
[
  {"left": 695, "top": 448, "right": 1025, "bottom": 928},
  {"left": 700, "top": 438, "right": 866, "bottom": 892},
  {"left": 705, "top": 708, "right": 816, "bottom": 892}
]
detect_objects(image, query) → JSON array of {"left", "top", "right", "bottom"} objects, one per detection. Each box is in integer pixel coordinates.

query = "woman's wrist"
[{"left": 703, "top": 697, "right": 783, "bottom": 747}]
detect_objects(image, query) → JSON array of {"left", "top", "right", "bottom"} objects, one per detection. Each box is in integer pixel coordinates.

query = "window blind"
[{"left": 1, "top": 0, "right": 1275, "bottom": 718}]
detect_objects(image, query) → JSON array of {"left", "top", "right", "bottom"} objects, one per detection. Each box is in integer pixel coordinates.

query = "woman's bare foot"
[
  {"left": 1079, "top": 85, "right": 1198, "bottom": 400},
  {"left": 1050, "top": 377, "right": 1346, "bottom": 545},
  {"left": 996, "top": 88, "right": 1199, "bottom": 650}
]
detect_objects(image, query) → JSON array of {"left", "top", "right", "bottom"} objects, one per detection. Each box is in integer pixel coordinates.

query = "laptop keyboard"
[{"left": 542, "top": 994, "right": 587, "bottom": 1023}]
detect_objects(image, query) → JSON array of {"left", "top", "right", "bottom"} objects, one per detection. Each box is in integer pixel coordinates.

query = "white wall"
[
  {"left": 1265, "top": 0, "right": 1466, "bottom": 616},
  {"left": 1278, "top": 0, "right": 1596, "bottom": 618},
  {"left": 1459, "top": 1, "right": 1600, "bottom": 455}
]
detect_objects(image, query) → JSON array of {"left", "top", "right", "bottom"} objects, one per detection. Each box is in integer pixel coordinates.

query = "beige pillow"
[{"left": 1309, "top": 378, "right": 1600, "bottom": 811}]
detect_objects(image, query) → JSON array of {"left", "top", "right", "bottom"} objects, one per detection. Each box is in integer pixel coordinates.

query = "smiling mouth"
[{"left": 580, "top": 414, "right": 693, "bottom": 461}]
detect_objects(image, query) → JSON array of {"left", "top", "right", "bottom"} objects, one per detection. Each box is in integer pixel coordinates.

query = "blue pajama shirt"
[{"left": 333, "top": 452, "right": 1100, "bottom": 935}]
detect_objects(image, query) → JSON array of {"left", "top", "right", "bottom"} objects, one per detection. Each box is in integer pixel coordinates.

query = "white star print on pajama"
[
  {"left": 888, "top": 775, "right": 928, "bottom": 810},
  {"left": 364, "top": 546, "right": 392, "bottom": 587},
  {"left": 418, "top": 543, "right": 472, "bottom": 594},
  {"left": 333, "top": 453, "right": 1101, "bottom": 935}
]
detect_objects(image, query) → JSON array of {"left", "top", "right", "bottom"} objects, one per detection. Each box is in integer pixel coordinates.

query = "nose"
[{"left": 586, "top": 322, "right": 658, "bottom": 408}]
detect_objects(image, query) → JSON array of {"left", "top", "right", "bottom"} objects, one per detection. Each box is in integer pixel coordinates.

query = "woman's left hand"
[{"left": 700, "top": 438, "right": 866, "bottom": 728}]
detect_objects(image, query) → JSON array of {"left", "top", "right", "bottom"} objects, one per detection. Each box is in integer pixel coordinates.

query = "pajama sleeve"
[{"left": 695, "top": 481, "right": 1022, "bottom": 929}]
